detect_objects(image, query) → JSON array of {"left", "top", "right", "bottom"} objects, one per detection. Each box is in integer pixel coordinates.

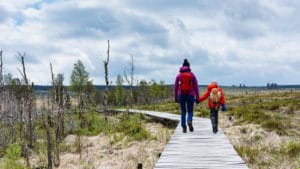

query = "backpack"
[
  {"left": 209, "top": 88, "right": 221, "bottom": 103},
  {"left": 179, "top": 72, "right": 193, "bottom": 95}
]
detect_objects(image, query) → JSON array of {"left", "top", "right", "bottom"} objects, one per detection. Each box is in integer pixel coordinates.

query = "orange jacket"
[{"left": 199, "top": 83, "right": 226, "bottom": 109}]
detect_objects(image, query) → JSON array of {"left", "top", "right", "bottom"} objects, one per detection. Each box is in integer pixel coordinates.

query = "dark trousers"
[
  {"left": 178, "top": 95, "right": 194, "bottom": 127},
  {"left": 210, "top": 108, "right": 219, "bottom": 129}
]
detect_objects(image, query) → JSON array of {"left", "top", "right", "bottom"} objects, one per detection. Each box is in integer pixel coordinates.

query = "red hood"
[
  {"left": 207, "top": 83, "right": 218, "bottom": 90},
  {"left": 179, "top": 66, "right": 191, "bottom": 72}
]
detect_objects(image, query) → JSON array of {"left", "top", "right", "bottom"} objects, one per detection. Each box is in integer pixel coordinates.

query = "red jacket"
[{"left": 199, "top": 83, "right": 226, "bottom": 109}]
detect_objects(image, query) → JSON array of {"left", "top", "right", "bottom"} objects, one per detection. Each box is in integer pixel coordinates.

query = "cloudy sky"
[{"left": 0, "top": 0, "right": 300, "bottom": 86}]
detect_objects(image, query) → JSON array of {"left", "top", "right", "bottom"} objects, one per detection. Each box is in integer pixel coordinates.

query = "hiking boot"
[
  {"left": 188, "top": 121, "right": 194, "bottom": 132},
  {"left": 213, "top": 125, "right": 218, "bottom": 134},
  {"left": 182, "top": 126, "right": 187, "bottom": 133}
]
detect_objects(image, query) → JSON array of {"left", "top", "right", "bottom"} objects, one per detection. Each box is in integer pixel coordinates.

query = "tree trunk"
[
  {"left": 124, "top": 55, "right": 135, "bottom": 108},
  {"left": 103, "top": 40, "right": 110, "bottom": 113},
  {"left": 0, "top": 51, "right": 3, "bottom": 113},
  {"left": 45, "top": 109, "right": 53, "bottom": 169}
]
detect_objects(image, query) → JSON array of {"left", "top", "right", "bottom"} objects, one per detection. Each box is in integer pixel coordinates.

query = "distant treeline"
[{"left": 32, "top": 84, "right": 300, "bottom": 92}]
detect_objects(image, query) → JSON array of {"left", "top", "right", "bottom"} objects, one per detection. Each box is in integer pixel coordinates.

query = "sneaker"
[
  {"left": 188, "top": 121, "right": 194, "bottom": 132},
  {"left": 182, "top": 126, "right": 187, "bottom": 133}
]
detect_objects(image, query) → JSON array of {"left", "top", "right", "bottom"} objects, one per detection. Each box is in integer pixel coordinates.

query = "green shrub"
[
  {"left": 80, "top": 112, "right": 107, "bottom": 136},
  {"left": 251, "top": 135, "right": 262, "bottom": 142},
  {"left": 235, "top": 145, "right": 259, "bottom": 164},
  {"left": 60, "top": 142, "right": 71, "bottom": 153},
  {"left": 280, "top": 141, "right": 300, "bottom": 158},
  {"left": 195, "top": 109, "right": 210, "bottom": 118},
  {"left": 269, "top": 102, "right": 280, "bottom": 110},
  {"left": 287, "top": 106, "right": 295, "bottom": 114},
  {"left": 232, "top": 106, "right": 270, "bottom": 125},
  {"left": 297, "top": 157, "right": 300, "bottom": 169},
  {"left": 0, "top": 123, "right": 15, "bottom": 157},
  {"left": 111, "top": 133, "right": 124, "bottom": 145},
  {"left": 232, "top": 107, "right": 246, "bottom": 119},
  {"left": 2, "top": 143, "right": 26, "bottom": 169},
  {"left": 117, "top": 114, "right": 150, "bottom": 141},
  {"left": 137, "top": 102, "right": 180, "bottom": 114},
  {"left": 261, "top": 115, "right": 286, "bottom": 135},
  {"left": 240, "top": 127, "right": 247, "bottom": 134},
  {"left": 243, "top": 110, "right": 262, "bottom": 123}
]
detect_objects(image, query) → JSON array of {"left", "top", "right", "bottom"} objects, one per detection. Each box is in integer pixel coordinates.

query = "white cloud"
[{"left": 0, "top": 0, "right": 300, "bottom": 86}]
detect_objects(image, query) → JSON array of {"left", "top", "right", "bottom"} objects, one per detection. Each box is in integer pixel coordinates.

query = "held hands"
[
  {"left": 195, "top": 98, "right": 200, "bottom": 104},
  {"left": 221, "top": 104, "right": 227, "bottom": 111}
]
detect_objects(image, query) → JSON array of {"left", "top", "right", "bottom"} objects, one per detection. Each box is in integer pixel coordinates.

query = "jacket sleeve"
[
  {"left": 174, "top": 75, "right": 180, "bottom": 101},
  {"left": 191, "top": 73, "right": 199, "bottom": 99},
  {"left": 199, "top": 88, "right": 210, "bottom": 102},
  {"left": 219, "top": 88, "right": 226, "bottom": 105}
]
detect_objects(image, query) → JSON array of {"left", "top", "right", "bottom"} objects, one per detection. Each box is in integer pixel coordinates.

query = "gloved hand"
[
  {"left": 175, "top": 98, "right": 178, "bottom": 103},
  {"left": 195, "top": 99, "right": 199, "bottom": 104},
  {"left": 221, "top": 104, "right": 226, "bottom": 111}
]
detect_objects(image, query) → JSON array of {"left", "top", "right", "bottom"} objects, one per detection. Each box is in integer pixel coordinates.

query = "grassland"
[
  {"left": 0, "top": 111, "right": 176, "bottom": 169},
  {"left": 222, "top": 90, "right": 300, "bottom": 169},
  {"left": 1, "top": 88, "right": 299, "bottom": 169},
  {"left": 137, "top": 89, "right": 300, "bottom": 169}
]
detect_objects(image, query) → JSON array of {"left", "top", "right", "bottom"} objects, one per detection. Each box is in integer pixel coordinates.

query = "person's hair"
[
  {"left": 182, "top": 59, "right": 190, "bottom": 67},
  {"left": 211, "top": 80, "right": 218, "bottom": 85}
]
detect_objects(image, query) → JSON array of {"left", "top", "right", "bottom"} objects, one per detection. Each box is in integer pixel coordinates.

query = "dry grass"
[
  {"left": 2, "top": 89, "right": 299, "bottom": 169},
  {"left": 26, "top": 122, "right": 173, "bottom": 169},
  {"left": 220, "top": 90, "right": 300, "bottom": 169},
  {"left": 133, "top": 89, "right": 300, "bottom": 169}
]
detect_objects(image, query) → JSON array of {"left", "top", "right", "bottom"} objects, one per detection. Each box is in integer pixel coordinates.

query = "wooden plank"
[{"left": 118, "top": 109, "right": 248, "bottom": 169}]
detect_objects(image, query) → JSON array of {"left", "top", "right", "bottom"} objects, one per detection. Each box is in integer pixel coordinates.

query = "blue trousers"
[{"left": 178, "top": 95, "right": 194, "bottom": 127}]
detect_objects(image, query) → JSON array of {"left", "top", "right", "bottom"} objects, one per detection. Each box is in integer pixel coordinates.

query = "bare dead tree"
[
  {"left": 0, "top": 50, "right": 2, "bottom": 85},
  {"left": 64, "top": 92, "right": 74, "bottom": 133},
  {"left": 0, "top": 51, "right": 11, "bottom": 148},
  {"left": 103, "top": 40, "right": 114, "bottom": 154},
  {"left": 45, "top": 95, "right": 53, "bottom": 169},
  {"left": 17, "top": 53, "right": 27, "bottom": 143},
  {"left": 17, "top": 52, "right": 29, "bottom": 86},
  {"left": 56, "top": 74, "right": 65, "bottom": 140},
  {"left": 18, "top": 52, "right": 33, "bottom": 153},
  {"left": 28, "top": 82, "right": 34, "bottom": 148},
  {"left": 124, "top": 55, "right": 135, "bottom": 108},
  {"left": 17, "top": 53, "right": 35, "bottom": 153},
  {"left": 4, "top": 75, "right": 24, "bottom": 143},
  {"left": 50, "top": 63, "right": 58, "bottom": 166},
  {"left": 103, "top": 40, "right": 110, "bottom": 113},
  {"left": 0, "top": 50, "right": 4, "bottom": 124},
  {"left": 50, "top": 63, "right": 65, "bottom": 167},
  {"left": 0, "top": 50, "right": 3, "bottom": 112}
]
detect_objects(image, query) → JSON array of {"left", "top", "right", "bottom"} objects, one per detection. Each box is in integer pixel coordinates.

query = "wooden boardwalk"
[{"left": 123, "top": 109, "right": 248, "bottom": 169}]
